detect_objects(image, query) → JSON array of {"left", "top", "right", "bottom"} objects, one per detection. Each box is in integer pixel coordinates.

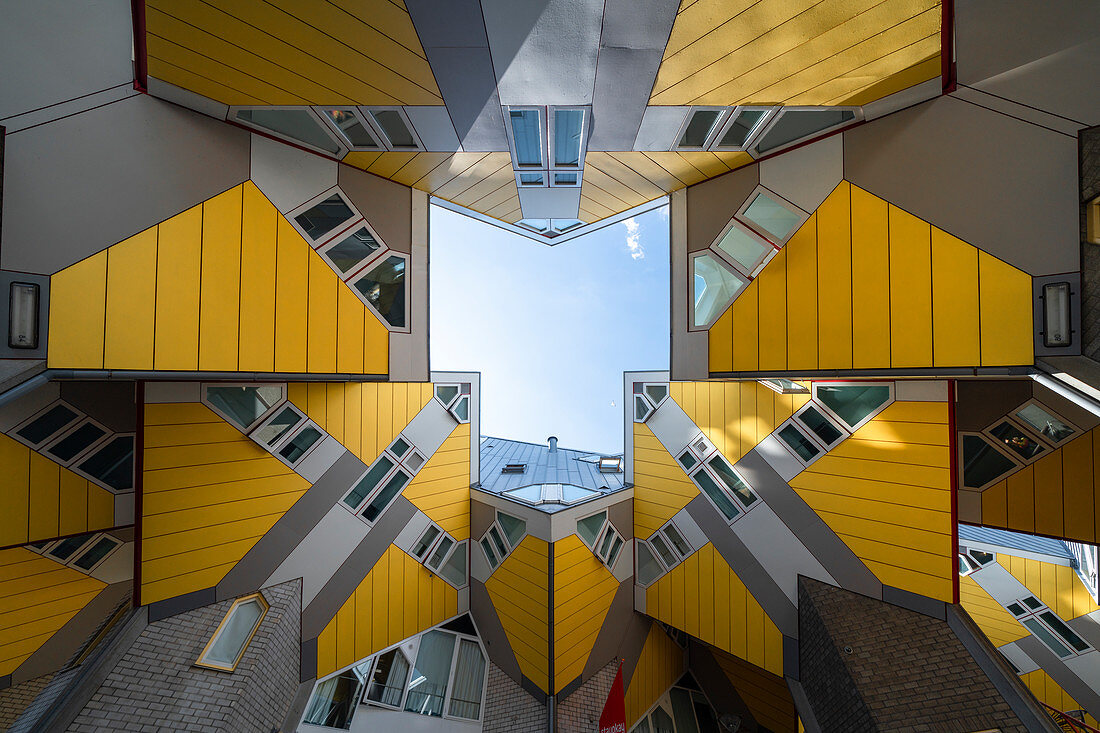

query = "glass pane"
[
  {"left": 481, "top": 537, "right": 499, "bottom": 568},
  {"left": 324, "top": 227, "right": 381, "bottom": 274},
  {"left": 428, "top": 536, "right": 454, "bottom": 569},
  {"left": 715, "top": 222, "right": 771, "bottom": 272},
  {"left": 635, "top": 395, "right": 652, "bottom": 421},
  {"left": 707, "top": 456, "right": 757, "bottom": 507},
  {"left": 718, "top": 109, "right": 767, "bottom": 148},
  {"left": 436, "top": 385, "right": 459, "bottom": 405},
  {"left": 694, "top": 254, "right": 745, "bottom": 327},
  {"left": 390, "top": 437, "right": 410, "bottom": 457},
  {"left": 519, "top": 172, "right": 546, "bottom": 186},
  {"left": 49, "top": 534, "right": 93, "bottom": 560},
  {"left": 497, "top": 513, "right": 526, "bottom": 548},
  {"left": 553, "top": 172, "right": 578, "bottom": 186},
  {"left": 305, "top": 670, "right": 363, "bottom": 728},
  {"left": 637, "top": 543, "right": 664, "bottom": 585},
  {"left": 279, "top": 426, "right": 321, "bottom": 463},
  {"left": 370, "top": 110, "right": 418, "bottom": 148},
  {"left": 323, "top": 108, "right": 379, "bottom": 148},
  {"left": 961, "top": 435, "right": 1017, "bottom": 489},
  {"left": 73, "top": 537, "right": 118, "bottom": 570},
  {"left": 412, "top": 526, "right": 441, "bottom": 559},
  {"left": 741, "top": 191, "right": 802, "bottom": 241},
  {"left": 679, "top": 110, "right": 721, "bottom": 148},
  {"left": 598, "top": 527, "right": 615, "bottom": 558},
  {"left": 678, "top": 451, "right": 697, "bottom": 471},
  {"left": 1022, "top": 618, "right": 1072, "bottom": 658},
  {"left": 779, "top": 424, "right": 819, "bottom": 462},
  {"left": 77, "top": 435, "right": 134, "bottom": 491},
  {"left": 1016, "top": 404, "right": 1074, "bottom": 443},
  {"left": 509, "top": 110, "right": 542, "bottom": 166},
  {"left": 404, "top": 630, "right": 456, "bottom": 717},
  {"left": 561, "top": 484, "right": 597, "bottom": 503},
  {"left": 671, "top": 688, "right": 701, "bottom": 733},
  {"left": 650, "top": 535, "right": 677, "bottom": 567},
  {"left": 578, "top": 512, "right": 607, "bottom": 547},
  {"left": 367, "top": 648, "right": 410, "bottom": 707},
  {"left": 632, "top": 716, "right": 652, "bottom": 733},
  {"left": 519, "top": 218, "right": 550, "bottom": 233},
  {"left": 17, "top": 404, "right": 78, "bottom": 445},
  {"left": 206, "top": 386, "right": 281, "bottom": 429},
  {"left": 1023, "top": 596, "right": 1043, "bottom": 610},
  {"left": 969, "top": 550, "right": 994, "bottom": 566},
  {"left": 205, "top": 598, "right": 264, "bottom": 667},
  {"left": 607, "top": 535, "right": 624, "bottom": 567},
  {"left": 554, "top": 219, "right": 585, "bottom": 232},
  {"left": 344, "top": 457, "right": 395, "bottom": 508},
  {"left": 488, "top": 525, "right": 508, "bottom": 558},
  {"left": 448, "top": 639, "right": 486, "bottom": 719},
  {"left": 235, "top": 108, "right": 341, "bottom": 154},
  {"left": 816, "top": 385, "right": 891, "bottom": 428},
  {"left": 47, "top": 422, "right": 106, "bottom": 462},
  {"left": 645, "top": 385, "right": 668, "bottom": 404},
  {"left": 755, "top": 109, "right": 855, "bottom": 154},
  {"left": 990, "top": 421, "right": 1046, "bottom": 461},
  {"left": 663, "top": 525, "right": 691, "bottom": 557},
  {"left": 651, "top": 706, "right": 675, "bottom": 733},
  {"left": 440, "top": 542, "right": 467, "bottom": 586},
  {"left": 1007, "top": 602, "right": 1025, "bottom": 616},
  {"left": 254, "top": 406, "right": 303, "bottom": 446},
  {"left": 453, "top": 396, "right": 470, "bottom": 422},
  {"left": 692, "top": 691, "right": 720, "bottom": 733},
  {"left": 504, "top": 485, "right": 543, "bottom": 504},
  {"left": 362, "top": 470, "right": 410, "bottom": 522},
  {"left": 553, "top": 109, "right": 583, "bottom": 166},
  {"left": 294, "top": 194, "right": 354, "bottom": 241},
  {"left": 354, "top": 255, "right": 406, "bottom": 328},
  {"left": 1039, "top": 611, "right": 1090, "bottom": 652},
  {"left": 694, "top": 470, "right": 741, "bottom": 521},
  {"left": 799, "top": 406, "right": 843, "bottom": 446}
]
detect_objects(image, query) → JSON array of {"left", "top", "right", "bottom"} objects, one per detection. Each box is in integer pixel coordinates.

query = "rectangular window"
[
  {"left": 305, "top": 667, "right": 366, "bottom": 728},
  {"left": 252, "top": 405, "right": 303, "bottom": 447},
  {"left": 662, "top": 524, "right": 691, "bottom": 558},
  {"left": 368, "top": 108, "right": 421, "bottom": 150},
  {"left": 813, "top": 383, "right": 892, "bottom": 429},
  {"left": 278, "top": 425, "right": 322, "bottom": 464},
  {"left": 71, "top": 535, "right": 121, "bottom": 571},
  {"left": 439, "top": 541, "right": 468, "bottom": 588},
  {"left": 518, "top": 172, "right": 546, "bottom": 187},
  {"left": 736, "top": 187, "right": 807, "bottom": 244},
  {"left": 351, "top": 254, "right": 407, "bottom": 330},
  {"left": 988, "top": 420, "right": 1046, "bottom": 462},
  {"left": 693, "top": 468, "right": 741, "bottom": 522},
  {"left": 344, "top": 456, "right": 395, "bottom": 509},
  {"left": 319, "top": 108, "right": 380, "bottom": 149},
  {"left": 677, "top": 108, "right": 724, "bottom": 149},
  {"left": 204, "top": 384, "right": 284, "bottom": 431},
  {"left": 404, "top": 630, "right": 456, "bottom": 717},
  {"left": 650, "top": 534, "right": 677, "bottom": 568},
  {"left": 75, "top": 435, "right": 135, "bottom": 492},
  {"left": 713, "top": 107, "right": 773, "bottom": 150},
  {"left": 552, "top": 172, "right": 579, "bottom": 186},
  {"left": 751, "top": 108, "right": 857, "bottom": 155},
  {"left": 319, "top": 226, "right": 382, "bottom": 276},
  {"left": 448, "top": 638, "right": 486, "bottom": 720},
  {"left": 1022, "top": 618, "right": 1072, "bottom": 658},
  {"left": 15, "top": 402, "right": 80, "bottom": 448},
  {"left": 637, "top": 542, "right": 664, "bottom": 585},
  {"left": 361, "top": 469, "right": 410, "bottom": 523},
  {"left": 480, "top": 537, "right": 499, "bottom": 569},
  {"left": 49, "top": 534, "right": 94, "bottom": 561},
  {"left": 706, "top": 456, "right": 757, "bottom": 508},
  {"left": 413, "top": 526, "right": 442, "bottom": 560},
  {"left": 796, "top": 405, "right": 845, "bottom": 449},
  {"left": 233, "top": 108, "right": 343, "bottom": 156},
  {"left": 778, "top": 423, "right": 820, "bottom": 463},
  {"left": 509, "top": 109, "right": 543, "bottom": 167},
  {"left": 196, "top": 594, "right": 268, "bottom": 671},
  {"left": 1039, "top": 611, "right": 1090, "bottom": 652},
  {"left": 45, "top": 420, "right": 107, "bottom": 465},
  {"left": 293, "top": 193, "right": 356, "bottom": 242},
  {"left": 366, "top": 647, "right": 410, "bottom": 708},
  {"left": 552, "top": 109, "right": 584, "bottom": 167},
  {"left": 961, "top": 434, "right": 1019, "bottom": 490},
  {"left": 426, "top": 536, "right": 455, "bottom": 572},
  {"left": 713, "top": 220, "right": 773, "bottom": 275},
  {"left": 1014, "top": 402, "right": 1076, "bottom": 446}
]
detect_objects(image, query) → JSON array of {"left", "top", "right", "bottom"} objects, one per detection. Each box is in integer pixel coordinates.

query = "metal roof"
[
  {"left": 958, "top": 524, "right": 1074, "bottom": 561},
  {"left": 478, "top": 436, "right": 626, "bottom": 502}
]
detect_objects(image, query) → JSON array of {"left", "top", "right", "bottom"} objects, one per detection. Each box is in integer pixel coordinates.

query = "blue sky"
[{"left": 430, "top": 205, "right": 669, "bottom": 454}]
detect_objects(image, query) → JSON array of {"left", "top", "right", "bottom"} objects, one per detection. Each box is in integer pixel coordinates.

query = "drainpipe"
[{"left": 548, "top": 436, "right": 558, "bottom": 453}]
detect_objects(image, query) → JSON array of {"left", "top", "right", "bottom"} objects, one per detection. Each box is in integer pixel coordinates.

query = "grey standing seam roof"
[
  {"left": 958, "top": 524, "right": 1074, "bottom": 561},
  {"left": 478, "top": 436, "right": 626, "bottom": 497}
]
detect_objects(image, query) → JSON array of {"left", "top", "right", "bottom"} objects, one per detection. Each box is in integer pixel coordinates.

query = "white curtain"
[
  {"left": 303, "top": 671, "right": 361, "bottom": 729},
  {"left": 447, "top": 639, "right": 486, "bottom": 719},
  {"left": 404, "top": 630, "right": 455, "bottom": 717}
]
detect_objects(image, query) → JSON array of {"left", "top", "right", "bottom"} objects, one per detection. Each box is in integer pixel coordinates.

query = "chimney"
[{"left": 548, "top": 436, "right": 558, "bottom": 453}]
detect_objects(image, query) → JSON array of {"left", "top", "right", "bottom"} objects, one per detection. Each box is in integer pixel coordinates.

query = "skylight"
[{"left": 502, "top": 483, "right": 599, "bottom": 506}]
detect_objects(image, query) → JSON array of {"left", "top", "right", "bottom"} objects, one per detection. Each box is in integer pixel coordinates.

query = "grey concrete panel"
[
  {"left": 998, "top": 641, "right": 1040, "bottom": 675},
  {"left": 0, "top": 0, "right": 132, "bottom": 121},
  {"left": 470, "top": 579, "right": 523, "bottom": 683},
  {"left": 517, "top": 186, "right": 581, "bottom": 219},
  {"left": 59, "top": 381, "right": 135, "bottom": 433},
  {"left": 955, "top": 380, "right": 1033, "bottom": 432},
  {"left": 521, "top": 674, "right": 549, "bottom": 703},
  {"left": 0, "top": 359, "right": 46, "bottom": 397},
  {"left": 669, "top": 188, "right": 707, "bottom": 380},
  {"left": 471, "top": 499, "right": 496, "bottom": 542},
  {"left": 481, "top": 0, "right": 603, "bottom": 106},
  {"left": 12, "top": 580, "right": 131, "bottom": 684},
  {"left": 301, "top": 496, "right": 418, "bottom": 639},
  {"left": 607, "top": 497, "right": 634, "bottom": 541},
  {"left": 406, "top": 106, "right": 462, "bottom": 152},
  {"left": 952, "top": 86, "right": 1084, "bottom": 139},
  {"left": 862, "top": 77, "right": 941, "bottom": 123},
  {"left": 388, "top": 188, "right": 429, "bottom": 381},
  {"left": 281, "top": 679, "right": 317, "bottom": 731},
  {"left": 759, "top": 135, "right": 842, "bottom": 214},
  {"left": 738, "top": 449, "right": 882, "bottom": 600},
  {"left": 687, "top": 640, "right": 760, "bottom": 729},
  {"left": 579, "top": 579, "right": 634, "bottom": 681},
  {"left": 786, "top": 677, "right": 824, "bottom": 733},
  {"left": 1068, "top": 615, "right": 1100, "bottom": 653},
  {"left": 784, "top": 633, "right": 799, "bottom": 680},
  {"left": 956, "top": 0, "right": 1100, "bottom": 126},
  {"left": 217, "top": 451, "right": 367, "bottom": 601},
  {"left": 250, "top": 133, "right": 337, "bottom": 215},
  {"left": 589, "top": 48, "right": 667, "bottom": 151},
  {"left": 337, "top": 163, "right": 412, "bottom": 254},
  {"left": 619, "top": 614, "right": 658, "bottom": 691},
  {"left": 145, "top": 77, "right": 228, "bottom": 121},
  {"left": 1, "top": 86, "right": 139, "bottom": 136},
  {"left": 686, "top": 164, "right": 759, "bottom": 253},
  {"left": 147, "top": 587, "right": 216, "bottom": 623},
  {"left": 947, "top": 607, "right": 1063, "bottom": 731},
  {"left": 1016, "top": 634, "right": 1100, "bottom": 721},
  {"left": 843, "top": 96, "right": 1079, "bottom": 276},
  {"left": 882, "top": 585, "right": 946, "bottom": 621},
  {"left": 957, "top": 490, "right": 982, "bottom": 525},
  {"left": 2, "top": 94, "right": 250, "bottom": 274},
  {"left": 295, "top": 437, "right": 344, "bottom": 483},
  {"left": 0, "top": 272, "right": 49, "bottom": 360},
  {"left": 300, "top": 637, "right": 318, "bottom": 683},
  {"left": 686, "top": 495, "right": 797, "bottom": 636},
  {"left": 1032, "top": 377, "right": 1100, "bottom": 433},
  {"left": 106, "top": 526, "right": 135, "bottom": 543},
  {"left": 634, "top": 107, "right": 691, "bottom": 151}
]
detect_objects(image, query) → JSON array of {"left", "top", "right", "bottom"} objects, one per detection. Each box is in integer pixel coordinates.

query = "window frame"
[
  {"left": 286, "top": 187, "right": 364, "bottom": 247},
  {"left": 361, "top": 645, "right": 413, "bottom": 712},
  {"left": 361, "top": 106, "right": 424, "bottom": 151},
  {"left": 709, "top": 106, "right": 777, "bottom": 151},
  {"left": 195, "top": 593, "right": 270, "bottom": 672},
  {"left": 250, "top": 403, "right": 326, "bottom": 470},
  {"left": 316, "top": 221, "right": 390, "bottom": 283},
  {"left": 41, "top": 416, "right": 113, "bottom": 467},
  {"left": 680, "top": 442, "right": 760, "bottom": 524},
  {"left": 734, "top": 184, "right": 810, "bottom": 246},
  {"left": 228, "top": 105, "right": 348, "bottom": 158},
  {"left": 689, "top": 250, "right": 748, "bottom": 331},
  {"left": 982, "top": 416, "right": 1051, "bottom": 466},
  {"left": 314, "top": 106, "right": 384, "bottom": 151},
  {"left": 547, "top": 106, "right": 588, "bottom": 171},
  {"left": 811, "top": 381, "right": 896, "bottom": 432},
  {"left": 709, "top": 216, "right": 779, "bottom": 278},
  {"left": 632, "top": 382, "right": 669, "bottom": 423},
  {"left": 671, "top": 106, "right": 729, "bottom": 151},
  {"left": 957, "top": 431, "right": 1024, "bottom": 491},
  {"left": 201, "top": 382, "right": 287, "bottom": 433},
  {"left": 47, "top": 533, "right": 96, "bottom": 563},
  {"left": 69, "top": 432, "right": 136, "bottom": 493},
  {"left": 657, "top": 519, "right": 694, "bottom": 562},
  {"left": 515, "top": 170, "right": 548, "bottom": 188},
  {"left": 1010, "top": 399, "right": 1080, "bottom": 449},
  {"left": 578, "top": 509, "right": 624, "bottom": 569},
  {"left": 746, "top": 105, "right": 862, "bottom": 158},
  {"left": 792, "top": 401, "right": 849, "bottom": 452},
  {"left": 504, "top": 106, "right": 547, "bottom": 170},
  {"left": 772, "top": 418, "right": 825, "bottom": 468},
  {"left": 635, "top": 539, "right": 667, "bottom": 587},
  {"left": 347, "top": 250, "right": 412, "bottom": 333},
  {"left": 549, "top": 170, "right": 583, "bottom": 188},
  {"left": 10, "top": 399, "right": 84, "bottom": 450},
  {"left": 1005, "top": 595, "right": 1092, "bottom": 659},
  {"left": 759, "top": 378, "right": 810, "bottom": 395},
  {"left": 340, "top": 436, "right": 423, "bottom": 525},
  {"left": 67, "top": 533, "right": 123, "bottom": 573}
]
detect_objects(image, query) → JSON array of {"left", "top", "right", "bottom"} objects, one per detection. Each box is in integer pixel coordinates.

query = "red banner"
[{"left": 598, "top": 662, "right": 626, "bottom": 733}]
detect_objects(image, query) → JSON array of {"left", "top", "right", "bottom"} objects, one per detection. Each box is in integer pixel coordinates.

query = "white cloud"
[{"left": 623, "top": 217, "right": 643, "bottom": 260}]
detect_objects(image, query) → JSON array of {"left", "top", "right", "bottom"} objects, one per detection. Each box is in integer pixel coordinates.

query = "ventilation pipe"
[{"left": 548, "top": 436, "right": 558, "bottom": 453}]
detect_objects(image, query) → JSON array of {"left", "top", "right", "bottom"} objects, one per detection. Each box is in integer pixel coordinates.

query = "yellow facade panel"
[
  {"left": 633, "top": 423, "right": 699, "bottom": 538},
  {"left": 785, "top": 214, "right": 818, "bottom": 371},
  {"left": 815, "top": 182, "right": 852, "bottom": 368},
  {"left": 239, "top": 182, "right": 278, "bottom": 372},
  {"left": 930, "top": 229, "right": 980, "bottom": 366},
  {"left": 48, "top": 250, "right": 107, "bottom": 368},
  {"left": 887, "top": 204, "right": 932, "bottom": 368},
  {"left": 978, "top": 251, "right": 1034, "bottom": 366},
  {"left": 196, "top": 185, "right": 244, "bottom": 372},
  {"left": 154, "top": 204, "right": 203, "bottom": 370},
  {"left": 624, "top": 622, "right": 685, "bottom": 729},
  {"left": 757, "top": 248, "right": 787, "bottom": 371},
  {"left": 104, "top": 228, "right": 157, "bottom": 369},
  {"left": 553, "top": 535, "right": 618, "bottom": 692},
  {"left": 485, "top": 535, "right": 549, "bottom": 692}
]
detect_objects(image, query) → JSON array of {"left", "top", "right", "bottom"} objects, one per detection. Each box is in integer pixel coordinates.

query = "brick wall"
[
  {"left": 1081, "top": 126, "right": 1100, "bottom": 359},
  {"left": 557, "top": 659, "right": 617, "bottom": 733},
  {"left": 799, "top": 577, "right": 1027, "bottom": 732},
  {"left": 0, "top": 674, "right": 53, "bottom": 730},
  {"left": 484, "top": 662, "right": 548, "bottom": 733},
  {"left": 67, "top": 580, "right": 301, "bottom": 732}
]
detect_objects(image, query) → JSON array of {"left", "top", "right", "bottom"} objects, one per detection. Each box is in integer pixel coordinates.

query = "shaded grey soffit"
[{"left": 431, "top": 195, "right": 667, "bottom": 245}]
